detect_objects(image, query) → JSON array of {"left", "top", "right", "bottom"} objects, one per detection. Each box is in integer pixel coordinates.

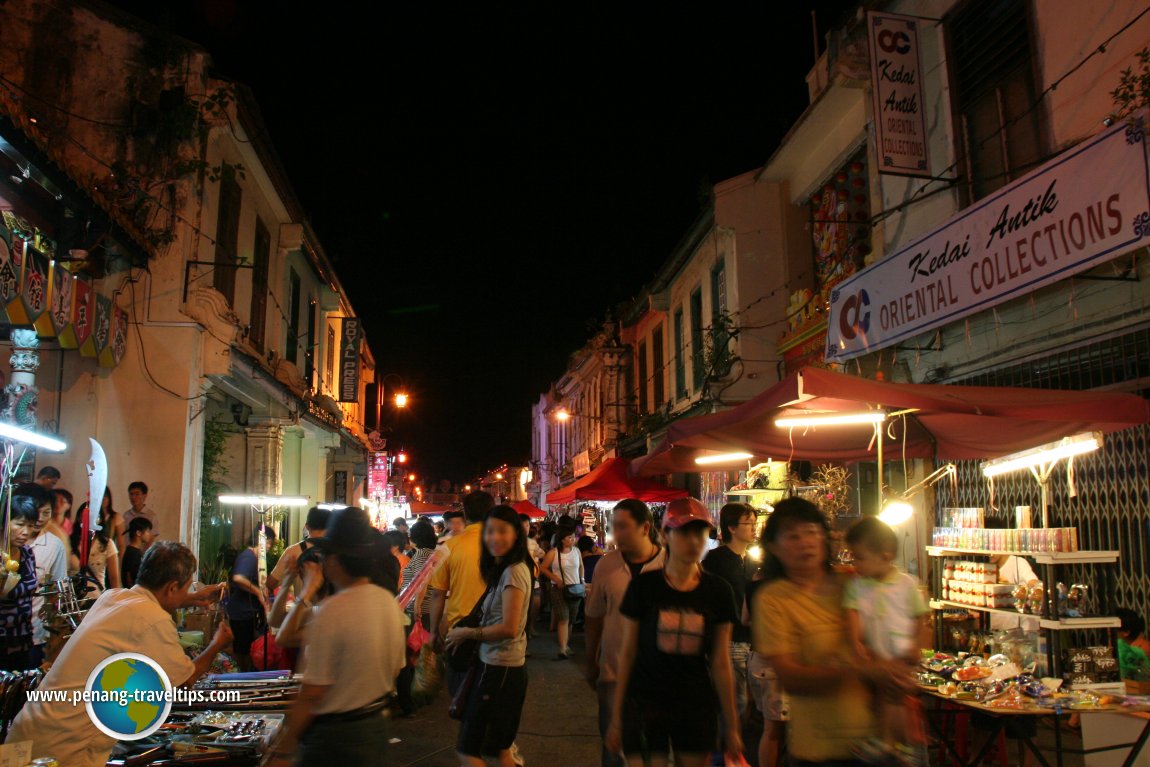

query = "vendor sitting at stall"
[{"left": 8, "top": 541, "right": 232, "bottom": 767}]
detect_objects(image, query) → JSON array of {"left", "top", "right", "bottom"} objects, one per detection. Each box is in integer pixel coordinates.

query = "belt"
[{"left": 310, "top": 696, "right": 390, "bottom": 726}]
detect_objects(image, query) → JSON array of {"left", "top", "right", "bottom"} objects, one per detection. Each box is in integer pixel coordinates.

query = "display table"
[
  {"left": 1082, "top": 712, "right": 1150, "bottom": 767},
  {"left": 922, "top": 689, "right": 1150, "bottom": 767}
]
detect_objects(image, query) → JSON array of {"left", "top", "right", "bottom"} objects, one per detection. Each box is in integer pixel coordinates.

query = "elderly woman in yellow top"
[{"left": 752, "top": 498, "right": 914, "bottom": 767}]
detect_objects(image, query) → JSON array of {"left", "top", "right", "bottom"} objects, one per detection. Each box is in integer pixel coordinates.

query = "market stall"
[
  {"left": 628, "top": 366, "right": 1150, "bottom": 765},
  {"left": 546, "top": 457, "right": 688, "bottom": 504},
  {"left": 510, "top": 499, "right": 548, "bottom": 520}
]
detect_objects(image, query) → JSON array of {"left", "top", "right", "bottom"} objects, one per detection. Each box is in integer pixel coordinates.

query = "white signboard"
[
  {"left": 827, "top": 120, "right": 1150, "bottom": 360},
  {"left": 868, "top": 11, "right": 931, "bottom": 177}
]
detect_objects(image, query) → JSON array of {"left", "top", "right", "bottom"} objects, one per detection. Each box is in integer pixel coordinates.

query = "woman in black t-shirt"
[{"left": 606, "top": 498, "right": 743, "bottom": 767}]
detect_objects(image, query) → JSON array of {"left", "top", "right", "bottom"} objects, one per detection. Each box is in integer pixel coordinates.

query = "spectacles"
[{"left": 737, "top": 521, "right": 757, "bottom": 527}]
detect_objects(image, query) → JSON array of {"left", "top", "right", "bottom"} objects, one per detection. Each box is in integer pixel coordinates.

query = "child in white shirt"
[{"left": 844, "top": 516, "right": 930, "bottom": 766}]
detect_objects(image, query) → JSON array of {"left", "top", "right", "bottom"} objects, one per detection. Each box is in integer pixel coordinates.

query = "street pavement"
[{"left": 386, "top": 631, "right": 601, "bottom": 766}]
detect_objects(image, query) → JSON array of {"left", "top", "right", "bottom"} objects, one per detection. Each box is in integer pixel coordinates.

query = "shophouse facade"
[{"left": 0, "top": 0, "right": 379, "bottom": 567}]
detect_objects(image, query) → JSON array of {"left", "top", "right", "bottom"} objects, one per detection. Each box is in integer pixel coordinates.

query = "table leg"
[{"left": 1120, "top": 717, "right": 1150, "bottom": 767}]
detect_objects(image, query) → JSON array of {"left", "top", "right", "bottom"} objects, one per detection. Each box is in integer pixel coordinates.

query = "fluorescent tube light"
[
  {"left": 694, "top": 452, "right": 755, "bottom": 465},
  {"left": 981, "top": 433, "right": 1102, "bottom": 478}
]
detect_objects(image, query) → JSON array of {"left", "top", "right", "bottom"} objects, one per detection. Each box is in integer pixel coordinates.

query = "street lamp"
[
  {"left": 408, "top": 473, "right": 417, "bottom": 482},
  {"left": 464, "top": 484, "right": 472, "bottom": 492},
  {"left": 555, "top": 409, "right": 571, "bottom": 422},
  {"left": 394, "top": 392, "right": 409, "bottom": 409},
  {"left": 397, "top": 451, "right": 408, "bottom": 464}
]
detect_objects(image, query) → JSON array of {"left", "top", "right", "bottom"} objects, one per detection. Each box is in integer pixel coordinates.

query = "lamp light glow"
[
  {"left": 878, "top": 499, "right": 914, "bottom": 526},
  {"left": 554, "top": 409, "right": 571, "bottom": 422},
  {"left": 217, "top": 495, "right": 309, "bottom": 507},
  {"left": 694, "top": 452, "right": 754, "bottom": 465},
  {"left": 772, "top": 411, "right": 887, "bottom": 430},
  {"left": 317, "top": 503, "right": 348, "bottom": 510},
  {"left": 981, "top": 432, "right": 1102, "bottom": 478},
  {"left": 0, "top": 422, "right": 66, "bottom": 451},
  {"left": 775, "top": 412, "right": 887, "bottom": 428},
  {"left": 394, "top": 392, "right": 409, "bottom": 409}
]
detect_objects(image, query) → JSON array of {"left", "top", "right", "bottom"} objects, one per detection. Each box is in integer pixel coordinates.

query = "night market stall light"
[
  {"left": 0, "top": 422, "right": 66, "bottom": 451},
  {"left": 980, "top": 432, "right": 1103, "bottom": 527},
  {"left": 774, "top": 411, "right": 887, "bottom": 428},
  {"left": 694, "top": 452, "right": 754, "bottom": 466},
  {"left": 879, "top": 463, "right": 957, "bottom": 526},
  {"left": 217, "top": 495, "right": 310, "bottom": 507}
]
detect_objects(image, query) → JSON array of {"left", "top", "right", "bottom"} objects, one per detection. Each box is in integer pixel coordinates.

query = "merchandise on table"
[
  {"left": 931, "top": 526, "right": 1080, "bottom": 552},
  {"left": 174, "top": 671, "right": 300, "bottom": 712},
  {"left": 106, "top": 712, "right": 283, "bottom": 766},
  {"left": 1062, "top": 645, "right": 1121, "bottom": 686}
]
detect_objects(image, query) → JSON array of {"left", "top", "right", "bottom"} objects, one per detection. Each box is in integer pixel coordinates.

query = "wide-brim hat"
[{"left": 311, "top": 506, "right": 381, "bottom": 556}]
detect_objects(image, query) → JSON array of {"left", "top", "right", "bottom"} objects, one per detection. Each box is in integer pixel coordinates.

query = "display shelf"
[
  {"left": 929, "top": 599, "right": 1120, "bottom": 630},
  {"left": 926, "top": 546, "right": 1119, "bottom": 564}
]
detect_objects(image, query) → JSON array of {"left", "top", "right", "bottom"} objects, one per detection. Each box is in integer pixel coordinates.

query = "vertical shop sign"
[
  {"left": 338, "top": 317, "right": 362, "bottom": 402},
  {"left": 868, "top": 11, "right": 931, "bottom": 177}
]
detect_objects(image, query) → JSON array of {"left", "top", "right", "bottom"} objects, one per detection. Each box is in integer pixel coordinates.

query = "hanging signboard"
[
  {"left": 49, "top": 263, "right": 74, "bottom": 339},
  {"left": 827, "top": 119, "right": 1150, "bottom": 361},
  {"left": 366, "top": 452, "right": 389, "bottom": 499},
  {"left": 338, "top": 317, "right": 362, "bottom": 402},
  {"left": 64, "top": 276, "right": 92, "bottom": 350},
  {"left": 100, "top": 306, "right": 127, "bottom": 368},
  {"left": 867, "top": 11, "right": 931, "bottom": 177},
  {"left": 82, "top": 293, "right": 111, "bottom": 358},
  {"left": 573, "top": 450, "right": 591, "bottom": 478}
]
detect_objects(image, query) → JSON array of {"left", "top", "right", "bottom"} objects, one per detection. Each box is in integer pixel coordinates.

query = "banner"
[
  {"left": 827, "top": 119, "right": 1150, "bottom": 360},
  {"left": 868, "top": 12, "right": 930, "bottom": 177},
  {"left": 50, "top": 263, "right": 74, "bottom": 339},
  {"left": 63, "top": 276, "right": 92, "bottom": 350},
  {"left": 338, "top": 317, "right": 362, "bottom": 402}
]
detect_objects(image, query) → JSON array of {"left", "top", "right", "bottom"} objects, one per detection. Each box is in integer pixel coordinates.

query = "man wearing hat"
[{"left": 268, "top": 507, "right": 406, "bottom": 767}]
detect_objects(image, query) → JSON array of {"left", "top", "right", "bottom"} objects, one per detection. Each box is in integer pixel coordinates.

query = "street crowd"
[{"left": 1, "top": 479, "right": 938, "bottom": 767}]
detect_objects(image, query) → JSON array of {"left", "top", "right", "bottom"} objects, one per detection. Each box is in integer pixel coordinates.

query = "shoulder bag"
[
  {"left": 559, "top": 549, "right": 586, "bottom": 598},
  {"left": 445, "top": 583, "right": 494, "bottom": 672}
]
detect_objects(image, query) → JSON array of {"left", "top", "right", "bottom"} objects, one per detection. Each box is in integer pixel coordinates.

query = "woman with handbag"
[
  {"left": 540, "top": 523, "right": 584, "bottom": 659},
  {"left": 444, "top": 505, "right": 533, "bottom": 767}
]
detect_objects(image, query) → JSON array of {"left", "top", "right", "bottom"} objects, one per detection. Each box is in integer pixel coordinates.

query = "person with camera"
[
  {"left": 267, "top": 541, "right": 331, "bottom": 656},
  {"left": 267, "top": 506, "right": 331, "bottom": 594},
  {"left": 267, "top": 506, "right": 406, "bottom": 766}
]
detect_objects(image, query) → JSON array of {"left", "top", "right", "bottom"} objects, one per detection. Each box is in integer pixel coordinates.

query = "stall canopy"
[
  {"left": 409, "top": 500, "right": 454, "bottom": 515},
  {"left": 546, "top": 458, "right": 689, "bottom": 504},
  {"left": 511, "top": 500, "right": 548, "bottom": 520},
  {"left": 633, "top": 366, "right": 1150, "bottom": 475}
]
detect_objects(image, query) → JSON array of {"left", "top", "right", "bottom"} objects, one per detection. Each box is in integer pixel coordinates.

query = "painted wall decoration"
[{"left": 810, "top": 149, "right": 871, "bottom": 294}]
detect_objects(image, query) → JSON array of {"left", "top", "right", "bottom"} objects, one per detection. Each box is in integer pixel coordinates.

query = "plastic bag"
[
  {"left": 407, "top": 621, "right": 431, "bottom": 654},
  {"left": 250, "top": 631, "right": 289, "bottom": 672},
  {"left": 411, "top": 643, "right": 443, "bottom": 702}
]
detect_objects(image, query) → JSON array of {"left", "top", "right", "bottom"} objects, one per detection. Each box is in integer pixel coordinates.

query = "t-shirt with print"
[
  {"left": 842, "top": 568, "right": 928, "bottom": 660},
  {"left": 479, "top": 561, "right": 533, "bottom": 667},
  {"left": 619, "top": 569, "right": 737, "bottom": 703}
]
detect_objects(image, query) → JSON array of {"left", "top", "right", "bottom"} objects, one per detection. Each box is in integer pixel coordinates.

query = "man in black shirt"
[
  {"left": 702, "top": 502, "right": 758, "bottom": 722},
  {"left": 121, "top": 516, "right": 157, "bottom": 588}
]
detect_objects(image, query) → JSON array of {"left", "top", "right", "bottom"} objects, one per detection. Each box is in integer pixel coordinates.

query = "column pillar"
[
  {"left": 244, "top": 421, "right": 284, "bottom": 496},
  {"left": 4, "top": 328, "right": 39, "bottom": 427}
]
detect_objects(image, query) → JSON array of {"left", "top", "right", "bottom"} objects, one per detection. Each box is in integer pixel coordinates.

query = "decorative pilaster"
[
  {"left": 244, "top": 422, "right": 284, "bottom": 496},
  {"left": 3, "top": 328, "right": 39, "bottom": 427}
]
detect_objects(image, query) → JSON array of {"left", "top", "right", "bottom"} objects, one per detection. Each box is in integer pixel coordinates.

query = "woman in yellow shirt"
[{"left": 752, "top": 498, "right": 912, "bottom": 767}]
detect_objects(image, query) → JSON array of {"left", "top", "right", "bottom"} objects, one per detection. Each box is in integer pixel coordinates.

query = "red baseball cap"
[{"left": 662, "top": 498, "right": 714, "bottom": 530}]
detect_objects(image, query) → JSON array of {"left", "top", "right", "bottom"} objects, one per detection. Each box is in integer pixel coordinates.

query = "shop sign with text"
[
  {"left": 338, "top": 317, "right": 362, "bottom": 402},
  {"left": 868, "top": 12, "right": 931, "bottom": 176},
  {"left": 827, "top": 120, "right": 1150, "bottom": 360}
]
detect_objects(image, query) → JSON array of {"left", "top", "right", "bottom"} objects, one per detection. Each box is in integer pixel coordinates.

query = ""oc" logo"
[
  {"left": 838, "top": 290, "right": 871, "bottom": 341},
  {"left": 878, "top": 29, "right": 911, "bottom": 54}
]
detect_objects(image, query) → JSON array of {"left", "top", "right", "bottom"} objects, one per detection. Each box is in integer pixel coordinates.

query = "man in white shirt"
[
  {"left": 24, "top": 483, "right": 66, "bottom": 667},
  {"left": 9, "top": 542, "right": 232, "bottom": 767},
  {"left": 267, "top": 507, "right": 405, "bottom": 767},
  {"left": 585, "top": 499, "right": 666, "bottom": 767}
]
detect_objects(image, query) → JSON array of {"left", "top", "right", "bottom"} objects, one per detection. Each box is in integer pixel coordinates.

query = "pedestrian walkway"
[{"left": 387, "top": 633, "right": 599, "bottom": 766}]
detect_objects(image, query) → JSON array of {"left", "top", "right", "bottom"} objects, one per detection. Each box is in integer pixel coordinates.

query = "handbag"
[
  {"left": 448, "top": 663, "right": 479, "bottom": 720},
  {"left": 558, "top": 549, "right": 586, "bottom": 598},
  {"left": 445, "top": 585, "right": 494, "bottom": 672}
]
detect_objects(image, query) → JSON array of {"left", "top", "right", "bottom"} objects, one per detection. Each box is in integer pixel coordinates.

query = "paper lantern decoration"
[
  {"left": 81, "top": 293, "right": 112, "bottom": 359},
  {"left": 0, "top": 236, "right": 20, "bottom": 321}
]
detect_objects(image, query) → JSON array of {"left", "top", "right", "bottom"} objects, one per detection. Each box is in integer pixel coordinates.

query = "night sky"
[{"left": 109, "top": 1, "right": 855, "bottom": 483}]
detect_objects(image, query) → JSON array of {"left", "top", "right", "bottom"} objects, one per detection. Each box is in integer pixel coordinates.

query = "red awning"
[
  {"left": 511, "top": 500, "right": 548, "bottom": 519},
  {"left": 546, "top": 458, "right": 689, "bottom": 504},
  {"left": 633, "top": 366, "right": 1150, "bottom": 475}
]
